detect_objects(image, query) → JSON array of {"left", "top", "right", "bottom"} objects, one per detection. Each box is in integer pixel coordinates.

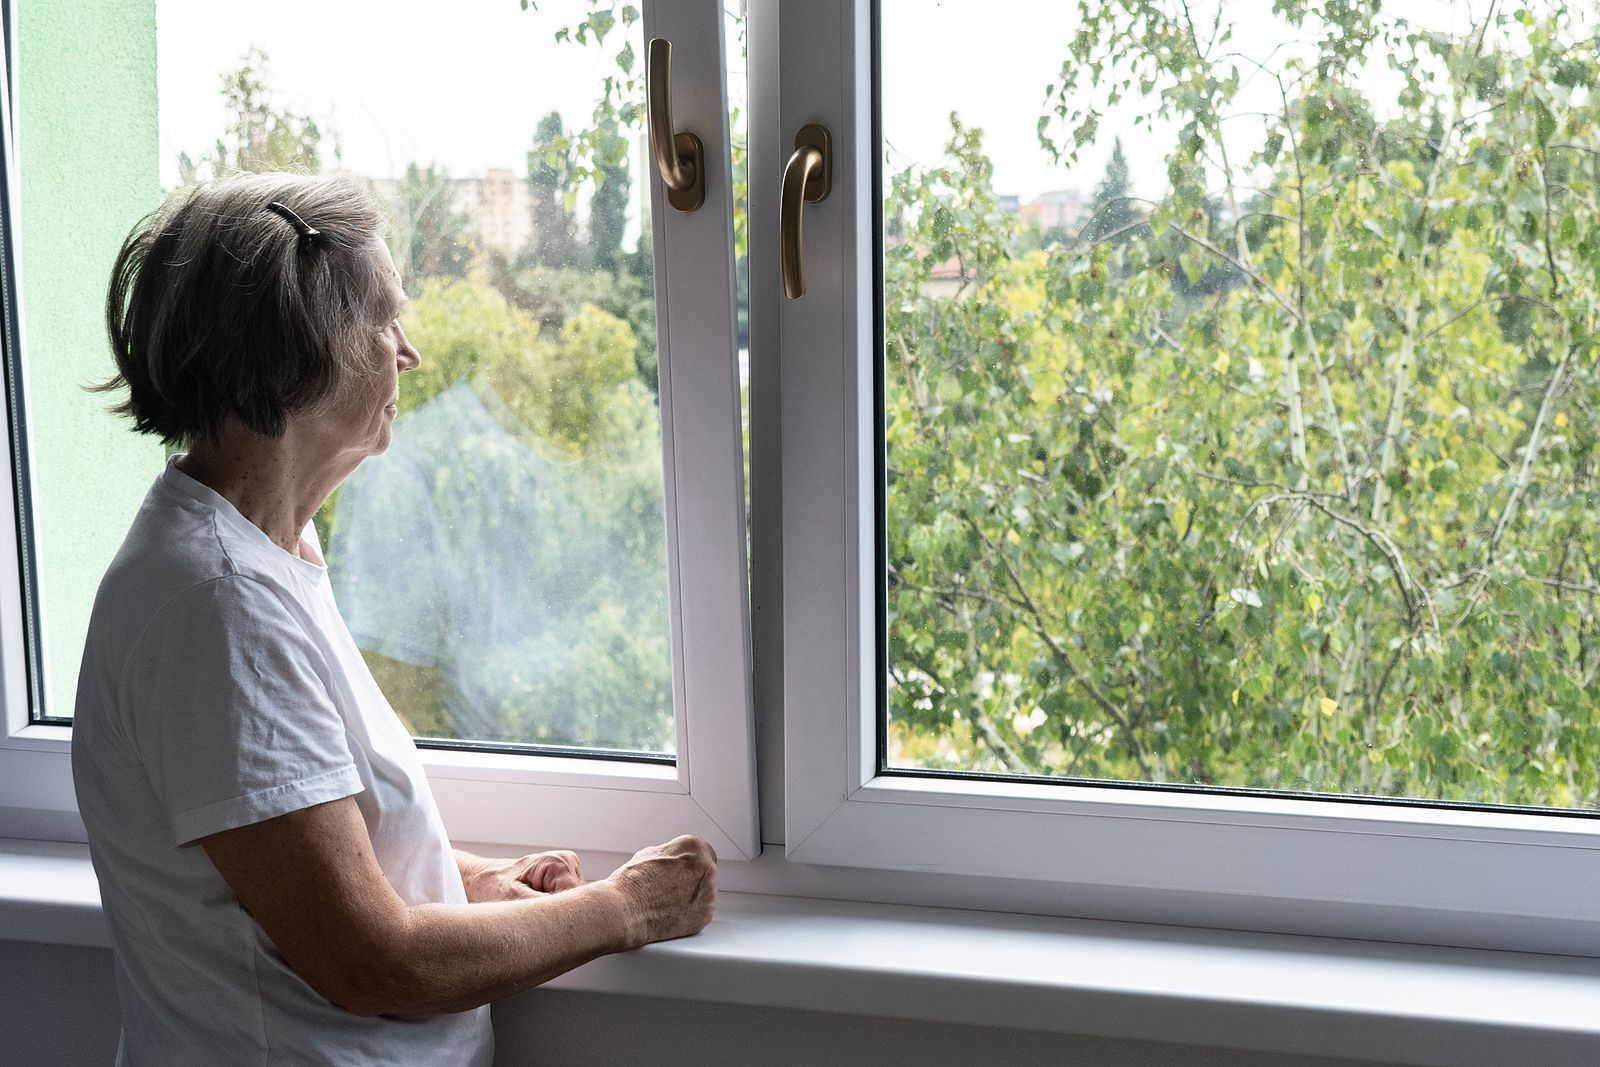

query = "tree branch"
[
  {"left": 891, "top": 658, "right": 1035, "bottom": 776},
  {"left": 960, "top": 519, "right": 1152, "bottom": 775},
  {"left": 1193, "top": 469, "right": 1348, "bottom": 499},
  {"left": 1166, "top": 222, "right": 1302, "bottom": 324}
]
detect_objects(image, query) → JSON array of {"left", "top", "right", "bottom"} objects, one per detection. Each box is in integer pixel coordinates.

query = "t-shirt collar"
[{"left": 160, "top": 455, "right": 329, "bottom": 579}]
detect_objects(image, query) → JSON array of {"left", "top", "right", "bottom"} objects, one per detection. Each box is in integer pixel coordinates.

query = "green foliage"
[
  {"left": 393, "top": 271, "right": 544, "bottom": 411},
  {"left": 890, "top": 2, "right": 1600, "bottom": 807},
  {"left": 179, "top": 48, "right": 330, "bottom": 181},
  {"left": 494, "top": 261, "right": 659, "bottom": 390},
  {"left": 544, "top": 304, "right": 640, "bottom": 451},
  {"left": 528, "top": 110, "right": 579, "bottom": 265},
  {"left": 387, "top": 162, "right": 481, "bottom": 281},
  {"left": 393, "top": 272, "right": 642, "bottom": 455},
  {"left": 1081, "top": 137, "right": 1138, "bottom": 245},
  {"left": 587, "top": 123, "right": 632, "bottom": 273},
  {"left": 327, "top": 269, "right": 673, "bottom": 749},
  {"left": 548, "top": 1, "right": 646, "bottom": 196}
]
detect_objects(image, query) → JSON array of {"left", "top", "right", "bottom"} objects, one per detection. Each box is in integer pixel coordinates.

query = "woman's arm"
[{"left": 201, "top": 797, "right": 715, "bottom": 1017}]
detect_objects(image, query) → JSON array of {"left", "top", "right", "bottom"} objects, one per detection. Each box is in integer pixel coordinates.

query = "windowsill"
[{"left": 4, "top": 838, "right": 1599, "bottom": 1064}]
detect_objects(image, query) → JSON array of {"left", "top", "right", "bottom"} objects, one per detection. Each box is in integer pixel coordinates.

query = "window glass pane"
[
  {"left": 143, "top": 0, "right": 678, "bottom": 754},
  {"left": 880, "top": 0, "right": 1600, "bottom": 807}
]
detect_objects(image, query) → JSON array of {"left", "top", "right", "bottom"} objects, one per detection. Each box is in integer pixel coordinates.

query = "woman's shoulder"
[
  {"left": 102, "top": 482, "right": 231, "bottom": 593},
  {"left": 91, "top": 480, "right": 307, "bottom": 654}
]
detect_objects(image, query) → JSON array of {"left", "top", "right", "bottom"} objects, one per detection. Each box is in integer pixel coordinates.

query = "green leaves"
[{"left": 887, "top": 1, "right": 1600, "bottom": 806}]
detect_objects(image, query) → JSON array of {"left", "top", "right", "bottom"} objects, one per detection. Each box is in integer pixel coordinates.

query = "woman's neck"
[{"left": 177, "top": 419, "right": 358, "bottom": 558}]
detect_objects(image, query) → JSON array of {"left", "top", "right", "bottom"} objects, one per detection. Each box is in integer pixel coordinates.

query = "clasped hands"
[
  {"left": 456, "top": 836, "right": 718, "bottom": 947},
  {"left": 456, "top": 849, "right": 586, "bottom": 903}
]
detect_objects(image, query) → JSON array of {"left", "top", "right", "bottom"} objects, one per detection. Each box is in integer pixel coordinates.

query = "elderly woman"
[{"left": 70, "top": 173, "right": 716, "bottom": 1065}]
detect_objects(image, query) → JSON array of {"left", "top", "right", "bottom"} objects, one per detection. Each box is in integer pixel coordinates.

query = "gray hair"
[{"left": 99, "top": 173, "right": 399, "bottom": 448}]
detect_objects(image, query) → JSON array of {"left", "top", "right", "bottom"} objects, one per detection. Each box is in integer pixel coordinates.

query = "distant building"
[
  {"left": 454, "top": 168, "right": 530, "bottom": 259},
  {"left": 996, "top": 194, "right": 1021, "bottom": 215},
  {"left": 923, "top": 254, "right": 970, "bottom": 301},
  {"left": 1020, "top": 188, "right": 1086, "bottom": 235},
  {"left": 368, "top": 167, "right": 533, "bottom": 264}
]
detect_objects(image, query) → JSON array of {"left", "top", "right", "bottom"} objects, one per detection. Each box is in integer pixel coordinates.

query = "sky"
[
  {"left": 158, "top": 0, "right": 1526, "bottom": 208},
  {"left": 879, "top": 0, "right": 1486, "bottom": 201},
  {"left": 158, "top": 0, "right": 636, "bottom": 186}
]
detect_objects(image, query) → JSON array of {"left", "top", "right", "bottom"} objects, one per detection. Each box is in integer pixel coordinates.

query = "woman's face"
[{"left": 324, "top": 242, "right": 420, "bottom": 459}]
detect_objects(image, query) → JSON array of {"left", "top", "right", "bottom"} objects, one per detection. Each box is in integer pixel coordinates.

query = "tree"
[
  {"left": 493, "top": 261, "right": 658, "bottom": 390},
  {"left": 386, "top": 163, "right": 480, "bottom": 282},
  {"left": 331, "top": 271, "right": 674, "bottom": 749},
  {"left": 586, "top": 122, "right": 631, "bottom": 274},
  {"left": 1080, "top": 137, "right": 1137, "bottom": 245},
  {"left": 882, "top": 1, "right": 1600, "bottom": 807},
  {"left": 528, "top": 111, "right": 577, "bottom": 266},
  {"left": 179, "top": 48, "right": 330, "bottom": 181}
]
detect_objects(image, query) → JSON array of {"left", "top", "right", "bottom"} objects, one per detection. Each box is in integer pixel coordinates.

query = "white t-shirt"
[{"left": 71, "top": 457, "right": 493, "bottom": 1066}]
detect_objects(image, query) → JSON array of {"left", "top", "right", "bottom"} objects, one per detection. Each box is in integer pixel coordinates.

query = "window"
[
  {"left": 876, "top": 0, "right": 1600, "bottom": 811},
  {"left": 775, "top": 0, "right": 1600, "bottom": 953},
  {"left": 0, "top": 0, "right": 757, "bottom": 859},
  {"left": 5, "top": 0, "right": 1600, "bottom": 955}
]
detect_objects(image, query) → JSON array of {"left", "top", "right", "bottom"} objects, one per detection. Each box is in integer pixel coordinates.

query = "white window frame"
[
  {"left": 770, "top": 0, "right": 1600, "bottom": 955},
  {"left": 0, "top": 0, "right": 761, "bottom": 864},
  {"left": 0, "top": 31, "right": 77, "bottom": 843},
  {"left": 422, "top": 0, "right": 757, "bottom": 860}
]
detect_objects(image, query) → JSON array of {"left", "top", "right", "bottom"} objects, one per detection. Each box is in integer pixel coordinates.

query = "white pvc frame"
[
  {"left": 0, "top": 0, "right": 760, "bottom": 863},
  {"left": 425, "top": 0, "right": 757, "bottom": 860},
  {"left": 772, "top": 0, "right": 1600, "bottom": 954},
  {"left": 0, "top": 27, "right": 78, "bottom": 843}
]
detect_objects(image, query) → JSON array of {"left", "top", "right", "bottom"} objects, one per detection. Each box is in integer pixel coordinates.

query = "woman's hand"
[
  {"left": 603, "top": 835, "right": 718, "bottom": 948},
  {"left": 456, "top": 849, "right": 585, "bottom": 903}
]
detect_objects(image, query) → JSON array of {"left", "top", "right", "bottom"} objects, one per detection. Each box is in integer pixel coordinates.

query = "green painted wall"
[{"left": 18, "top": 1, "right": 162, "bottom": 717}]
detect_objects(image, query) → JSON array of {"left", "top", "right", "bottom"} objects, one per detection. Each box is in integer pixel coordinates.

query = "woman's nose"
[{"left": 396, "top": 326, "right": 422, "bottom": 372}]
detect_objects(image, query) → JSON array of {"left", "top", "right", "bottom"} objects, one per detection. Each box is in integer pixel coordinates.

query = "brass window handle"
[
  {"left": 781, "top": 124, "right": 832, "bottom": 299},
  {"left": 647, "top": 37, "right": 705, "bottom": 212}
]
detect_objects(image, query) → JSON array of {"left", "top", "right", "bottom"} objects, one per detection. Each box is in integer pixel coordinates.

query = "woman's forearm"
[
  {"left": 360, "top": 880, "right": 639, "bottom": 1016},
  {"left": 201, "top": 800, "right": 713, "bottom": 1019}
]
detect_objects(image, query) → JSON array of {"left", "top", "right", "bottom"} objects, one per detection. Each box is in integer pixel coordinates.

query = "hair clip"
[{"left": 265, "top": 201, "right": 323, "bottom": 249}]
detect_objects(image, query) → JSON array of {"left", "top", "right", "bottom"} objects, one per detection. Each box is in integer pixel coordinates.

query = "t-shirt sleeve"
[
  {"left": 329, "top": 451, "right": 443, "bottom": 669},
  {"left": 124, "top": 575, "right": 363, "bottom": 846}
]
